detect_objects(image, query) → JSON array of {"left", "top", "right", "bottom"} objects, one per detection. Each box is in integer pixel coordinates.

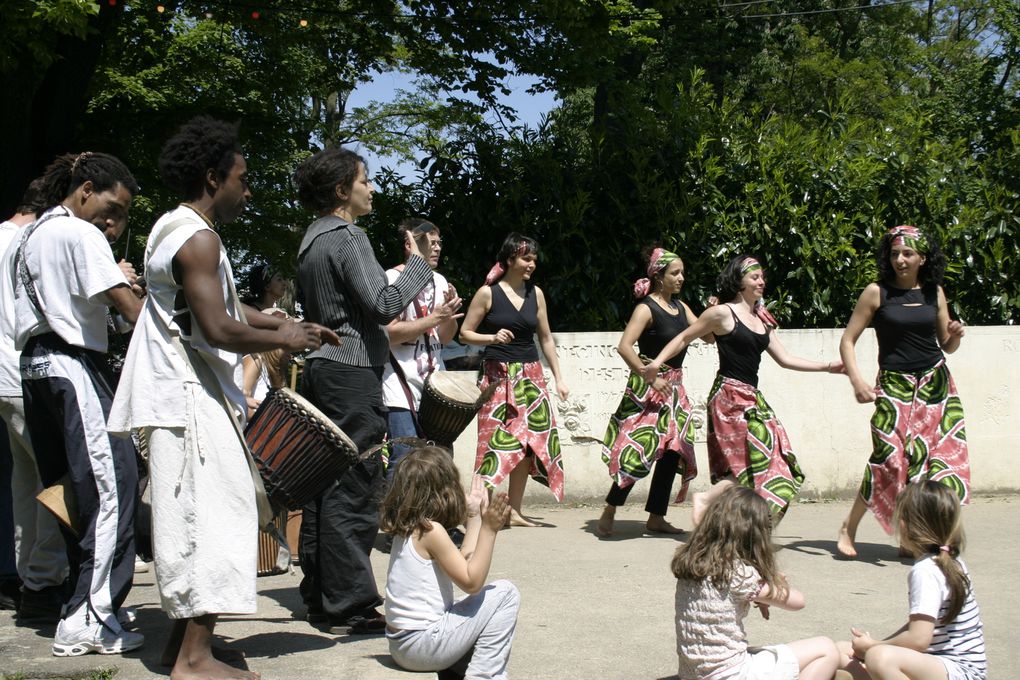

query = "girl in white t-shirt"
[
  {"left": 381, "top": 446, "right": 519, "bottom": 680},
  {"left": 672, "top": 485, "right": 839, "bottom": 680},
  {"left": 839, "top": 481, "right": 987, "bottom": 680}
]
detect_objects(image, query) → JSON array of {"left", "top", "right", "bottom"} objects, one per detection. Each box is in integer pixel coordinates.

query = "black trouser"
[
  {"left": 605, "top": 449, "right": 680, "bottom": 516},
  {"left": 21, "top": 335, "right": 137, "bottom": 626},
  {"left": 299, "top": 359, "right": 386, "bottom": 623}
]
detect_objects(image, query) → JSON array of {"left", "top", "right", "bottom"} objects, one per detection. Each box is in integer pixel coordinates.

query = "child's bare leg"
[
  {"left": 837, "top": 494, "right": 869, "bottom": 558},
  {"left": 692, "top": 479, "right": 734, "bottom": 526},
  {"left": 506, "top": 461, "right": 538, "bottom": 527},
  {"left": 836, "top": 640, "right": 872, "bottom": 680},
  {"left": 786, "top": 637, "right": 840, "bottom": 680},
  {"left": 862, "top": 645, "right": 948, "bottom": 680},
  {"left": 596, "top": 505, "right": 615, "bottom": 536}
]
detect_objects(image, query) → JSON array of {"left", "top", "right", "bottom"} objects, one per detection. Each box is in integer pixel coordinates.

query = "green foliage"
[
  {"left": 3, "top": 0, "right": 1016, "bottom": 329},
  {"left": 386, "top": 2, "right": 1018, "bottom": 330}
]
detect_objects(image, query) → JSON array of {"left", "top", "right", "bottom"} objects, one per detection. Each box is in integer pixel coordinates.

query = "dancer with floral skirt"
[{"left": 460, "top": 233, "right": 569, "bottom": 527}]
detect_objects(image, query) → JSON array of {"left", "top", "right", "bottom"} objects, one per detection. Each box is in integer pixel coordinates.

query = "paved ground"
[{"left": 1, "top": 497, "right": 1016, "bottom": 679}]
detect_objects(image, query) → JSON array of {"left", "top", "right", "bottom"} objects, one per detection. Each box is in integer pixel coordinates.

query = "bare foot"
[
  {"left": 506, "top": 509, "right": 540, "bottom": 528},
  {"left": 645, "top": 515, "right": 684, "bottom": 534},
  {"left": 837, "top": 522, "right": 858, "bottom": 558},
  {"left": 162, "top": 646, "right": 247, "bottom": 668},
  {"left": 596, "top": 506, "right": 615, "bottom": 537},
  {"left": 691, "top": 492, "right": 709, "bottom": 526},
  {"left": 171, "top": 655, "right": 259, "bottom": 680}
]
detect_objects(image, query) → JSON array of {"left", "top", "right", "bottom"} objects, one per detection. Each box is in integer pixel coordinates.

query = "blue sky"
[{"left": 345, "top": 69, "right": 559, "bottom": 178}]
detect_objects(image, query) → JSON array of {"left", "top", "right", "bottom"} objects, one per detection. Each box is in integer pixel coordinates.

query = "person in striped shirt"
[
  {"left": 839, "top": 481, "right": 987, "bottom": 680},
  {"left": 294, "top": 148, "right": 431, "bottom": 634}
]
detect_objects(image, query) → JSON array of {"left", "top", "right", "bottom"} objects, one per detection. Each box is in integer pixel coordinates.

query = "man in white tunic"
[{"left": 109, "top": 117, "right": 336, "bottom": 680}]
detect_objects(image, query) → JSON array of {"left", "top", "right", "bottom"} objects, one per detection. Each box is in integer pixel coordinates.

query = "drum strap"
[
  {"left": 388, "top": 353, "right": 424, "bottom": 435},
  {"left": 168, "top": 334, "right": 279, "bottom": 535}
]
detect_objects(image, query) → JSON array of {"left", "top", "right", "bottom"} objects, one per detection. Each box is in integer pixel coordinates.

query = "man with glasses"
[{"left": 381, "top": 219, "right": 463, "bottom": 475}]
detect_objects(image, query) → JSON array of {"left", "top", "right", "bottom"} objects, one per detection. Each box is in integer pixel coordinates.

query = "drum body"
[
  {"left": 418, "top": 371, "right": 493, "bottom": 446},
  {"left": 245, "top": 388, "right": 358, "bottom": 510},
  {"left": 257, "top": 510, "right": 290, "bottom": 576}
]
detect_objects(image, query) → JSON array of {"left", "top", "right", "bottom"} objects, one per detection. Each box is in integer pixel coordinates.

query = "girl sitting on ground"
[
  {"left": 381, "top": 446, "right": 520, "bottom": 680},
  {"left": 672, "top": 485, "right": 840, "bottom": 680},
  {"left": 838, "top": 480, "right": 986, "bottom": 680}
]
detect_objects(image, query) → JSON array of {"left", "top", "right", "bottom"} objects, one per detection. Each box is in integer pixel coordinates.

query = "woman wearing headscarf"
[
  {"left": 641, "top": 255, "right": 844, "bottom": 524},
  {"left": 460, "top": 233, "right": 569, "bottom": 527},
  {"left": 596, "top": 247, "right": 703, "bottom": 537},
  {"left": 836, "top": 225, "right": 969, "bottom": 558}
]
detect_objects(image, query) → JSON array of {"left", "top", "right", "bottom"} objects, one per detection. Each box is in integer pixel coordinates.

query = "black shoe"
[
  {"left": 17, "top": 584, "right": 64, "bottom": 622},
  {"left": 303, "top": 605, "right": 328, "bottom": 623},
  {"left": 328, "top": 608, "right": 386, "bottom": 635},
  {"left": 0, "top": 579, "right": 20, "bottom": 610}
]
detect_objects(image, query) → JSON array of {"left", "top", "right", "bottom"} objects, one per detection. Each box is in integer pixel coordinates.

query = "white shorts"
[{"left": 739, "top": 645, "right": 799, "bottom": 680}]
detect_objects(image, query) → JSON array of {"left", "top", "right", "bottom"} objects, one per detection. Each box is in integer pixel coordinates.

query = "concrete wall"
[{"left": 444, "top": 326, "right": 1020, "bottom": 503}]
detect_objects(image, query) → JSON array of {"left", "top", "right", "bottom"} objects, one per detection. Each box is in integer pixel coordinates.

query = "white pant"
[
  {"left": 147, "top": 382, "right": 257, "bottom": 618},
  {"left": 389, "top": 580, "right": 520, "bottom": 680},
  {"left": 0, "top": 395, "right": 67, "bottom": 590}
]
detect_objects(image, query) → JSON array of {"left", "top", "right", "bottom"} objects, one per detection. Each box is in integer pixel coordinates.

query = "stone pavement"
[{"left": 1, "top": 497, "right": 1016, "bottom": 679}]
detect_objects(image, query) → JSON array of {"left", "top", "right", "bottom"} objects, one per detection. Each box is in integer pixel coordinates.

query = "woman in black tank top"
[
  {"left": 460, "top": 233, "right": 569, "bottom": 527},
  {"left": 596, "top": 247, "right": 706, "bottom": 537},
  {"left": 641, "top": 255, "right": 843, "bottom": 524},
  {"left": 837, "top": 225, "right": 969, "bottom": 559}
]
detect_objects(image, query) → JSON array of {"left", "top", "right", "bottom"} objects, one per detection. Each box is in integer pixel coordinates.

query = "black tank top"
[
  {"left": 480, "top": 282, "right": 540, "bottom": 363},
  {"left": 873, "top": 282, "right": 943, "bottom": 372},
  {"left": 636, "top": 297, "right": 690, "bottom": 369},
  {"left": 715, "top": 306, "right": 770, "bottom": 387}
]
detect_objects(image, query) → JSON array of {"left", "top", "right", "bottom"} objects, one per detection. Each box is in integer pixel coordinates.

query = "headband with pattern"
[
  {"left": 739, "top": 257, "right": 778, "bottom": 329},
  {"left": 484, "top": 242, "right": 530, "bottom": 285},
  {"left": 633, "top": 248, "right": 680, "bottom": 298},
  {"left": 887, "top": 225, "right": 929, "bottom": 253}
]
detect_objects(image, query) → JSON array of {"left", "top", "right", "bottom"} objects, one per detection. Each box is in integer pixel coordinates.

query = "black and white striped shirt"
[
  {"left": 909, "top": 556, "right": 987, "bottom": 679},
  {"left": 297, "top": 216, "right": 432, "bottom": 368}
]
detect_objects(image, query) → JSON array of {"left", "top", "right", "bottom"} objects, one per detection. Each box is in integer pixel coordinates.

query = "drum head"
[
  {"left": 427, "top": 371, "right": 480, "bottom": 406},
  {"left": 272, "top": 388, "right": 357, "bottom": 452}
]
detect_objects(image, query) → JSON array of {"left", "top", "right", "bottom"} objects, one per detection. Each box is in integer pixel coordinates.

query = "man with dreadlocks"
[{"left": 12, "top": 151, "right": 145, "bottom": 656}]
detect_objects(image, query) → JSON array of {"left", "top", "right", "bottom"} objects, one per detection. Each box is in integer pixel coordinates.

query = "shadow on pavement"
[
  {"left": 780, "top": 538, "right": 911, "bottom": 566},
  {"left": 582, "top": 519, "right": 687, "bottom": 541}
]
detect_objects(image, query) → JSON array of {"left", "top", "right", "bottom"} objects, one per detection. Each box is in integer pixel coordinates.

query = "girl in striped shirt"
[{"left": 840, "top": 481, "right": 987, "bottom": 680}]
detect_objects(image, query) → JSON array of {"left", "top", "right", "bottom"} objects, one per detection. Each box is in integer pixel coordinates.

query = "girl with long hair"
[
  {"left": 672, "top": 485, "right": 840, "bottom": 680},
  {"left": 381, "top": 446, "right": 519, "bottom": 679},
  {"left": 596, "top": 247, "right": 704, "bottom": 537},
  {"left": 642, "top": 255, "right": 843, "bottom": 523},
  {"left": 459, "top": 233, "right": 569, "bottom": 527},
  {"left": 838, "top": 481, "right": 986, "bottom": 679},
  {"left": 836, "top": 226, "right": 969, "bottom": 558}
]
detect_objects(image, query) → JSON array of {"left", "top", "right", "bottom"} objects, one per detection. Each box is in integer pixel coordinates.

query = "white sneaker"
[
  {"left": 117, "top": 606, "right": 138, "bottom": 626},
  {"left": 133, "top": 557, "right": 150, "bottom": 573},
  {"left": 52, "top": 618, "right": 145, "bottom": 656}
]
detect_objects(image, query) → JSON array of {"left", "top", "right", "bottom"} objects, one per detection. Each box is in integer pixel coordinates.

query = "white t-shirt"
[
  {"left": 13, "top": 206, "right": 128, "bottom": 352},
  {"left": 381, "top": 269, "right": 450, "bottom": 410},
  {"left": 909, "top": 556, "right": 987, "bottom": 677},
  {"left": 108, "top": 205, "right": 245, "bottom": 433},
  {"left": 0, "top": 220, "right": 24, "bottom": 396}
]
